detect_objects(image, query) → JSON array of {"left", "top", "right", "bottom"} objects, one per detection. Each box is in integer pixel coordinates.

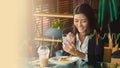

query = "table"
[
  {"left": 30, "top": 60, "right": 91, "bottom": 68},
  {"left": 28, "top": 57, "right": 117, "bottom": 68}
]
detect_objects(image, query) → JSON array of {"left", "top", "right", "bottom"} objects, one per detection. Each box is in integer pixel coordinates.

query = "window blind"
[{"left": 33, "top": 0, "right": 73, "bottom": 37}]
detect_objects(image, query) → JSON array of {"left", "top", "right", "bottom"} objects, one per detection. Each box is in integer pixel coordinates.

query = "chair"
[{"left": 107, "top": 33, "right": 120, "bottom": 68}]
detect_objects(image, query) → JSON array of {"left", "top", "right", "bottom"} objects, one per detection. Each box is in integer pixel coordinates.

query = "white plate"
[{"left": 48, "top": 56, "right": 79, "bottom": 65}]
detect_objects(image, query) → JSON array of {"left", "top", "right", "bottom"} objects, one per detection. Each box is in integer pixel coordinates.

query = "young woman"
[{"left": 62, "top": 3, "right": 104, "bottom": 65}]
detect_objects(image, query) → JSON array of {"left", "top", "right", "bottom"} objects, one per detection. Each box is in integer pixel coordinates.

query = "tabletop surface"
[{"left": 28, "top": 57, "right": 117, "bottom": 68}]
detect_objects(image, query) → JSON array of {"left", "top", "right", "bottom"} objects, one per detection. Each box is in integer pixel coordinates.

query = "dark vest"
[{"left": 88, "top": 35, "right": 104, "bottom": 65}]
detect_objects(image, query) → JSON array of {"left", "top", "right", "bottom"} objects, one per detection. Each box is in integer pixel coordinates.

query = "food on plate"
[{"left": 58, "top": 58, "right": 70, "bottom": 62}]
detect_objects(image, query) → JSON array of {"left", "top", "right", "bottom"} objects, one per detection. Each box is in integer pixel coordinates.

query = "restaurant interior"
[{"left": 28, "top": 0, "right": 120, "bottom": 68}]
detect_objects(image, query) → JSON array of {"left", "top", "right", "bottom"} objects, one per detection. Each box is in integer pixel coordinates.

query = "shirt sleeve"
[{"left": 83, "top": 53, "right": 88, "bottom": 62}]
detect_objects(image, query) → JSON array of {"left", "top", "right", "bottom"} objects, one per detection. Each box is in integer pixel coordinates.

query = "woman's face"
[{"left": 74, "top": 13, "right": 89, "bottom": 33}]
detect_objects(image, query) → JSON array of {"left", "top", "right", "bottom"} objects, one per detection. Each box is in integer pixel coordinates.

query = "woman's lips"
[
  {"left": 78, "top": 27, "right": 85, "bottom": 32},
  {"left": 78, "top": 27, "right": 84, "bottom": 30}
]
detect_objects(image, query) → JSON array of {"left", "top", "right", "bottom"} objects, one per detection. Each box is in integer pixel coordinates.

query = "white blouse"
[{"left": 76, "top": 33, "right": 89, "bottom": 62}]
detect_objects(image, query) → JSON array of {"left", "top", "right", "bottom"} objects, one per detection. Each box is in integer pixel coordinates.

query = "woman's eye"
[
  {"left": 81, "top": 20, "right": 87, "bottom": 23},
  {"left": 74, "top": 19, "right": 88, "bottom": 23},
  {"left": 82, "top": 20, "right": 87, "bottom": 23},
  {"left": 74, "top": 20, "right": 78, "bottom": 23}
]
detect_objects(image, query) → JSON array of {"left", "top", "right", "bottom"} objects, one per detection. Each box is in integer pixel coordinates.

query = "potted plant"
[{"left": 43, "top": 19, "right": 66, "bottom": 39}]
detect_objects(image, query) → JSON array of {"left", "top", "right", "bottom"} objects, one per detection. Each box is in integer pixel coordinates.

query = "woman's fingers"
[
  {"left": 66, "top": 32, "right": 75, "bottom": 43},
  {"left": 62, "top": 43, "right": 70, "bottom": 52},
  {"left": 62, "top": 41, "right": 76, "bottom": 53},
  {"left": 71, "top": 43, "right": 76, "bottom": 49},
  {"left": 62, "top": 42, "right": 71, "bottom": 52},
  {"left": 65, "top": 40, "right": 72, "bottom": 49},
  {"left": 62, "top": 43, "right": 77, "bottom": 56}
]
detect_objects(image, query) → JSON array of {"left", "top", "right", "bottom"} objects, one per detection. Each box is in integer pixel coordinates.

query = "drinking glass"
[{"left": 37, "top": 45, "right": 50, "bottom": 68}]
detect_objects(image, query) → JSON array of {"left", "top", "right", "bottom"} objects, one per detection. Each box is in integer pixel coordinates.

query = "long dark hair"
[{"left": 73, "top": 3, "right": 97, "bottom": 35}]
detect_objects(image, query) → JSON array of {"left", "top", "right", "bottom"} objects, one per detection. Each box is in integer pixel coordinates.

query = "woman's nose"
[{"left": 77, "top": 22, "right": 82, "bottom": 26}]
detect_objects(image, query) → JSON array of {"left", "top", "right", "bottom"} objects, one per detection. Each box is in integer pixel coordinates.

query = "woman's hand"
[
  {"left": 66, "top": 32, "right": 75, "bottom": 43},
  {"left": 62, "top": 32, "right": 76, "bottom": 55},
  {"left": 62, "top": 41, "right": 77, "bottom": 56}
]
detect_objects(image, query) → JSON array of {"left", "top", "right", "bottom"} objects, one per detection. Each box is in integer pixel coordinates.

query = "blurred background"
[{"left": 1, "top": 0, "right": 120, "bottom": 68}]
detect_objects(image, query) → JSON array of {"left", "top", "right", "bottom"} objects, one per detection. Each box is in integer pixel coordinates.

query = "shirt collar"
[{"left": 76, "top": 33, "right": 89, "bottom": 43}]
